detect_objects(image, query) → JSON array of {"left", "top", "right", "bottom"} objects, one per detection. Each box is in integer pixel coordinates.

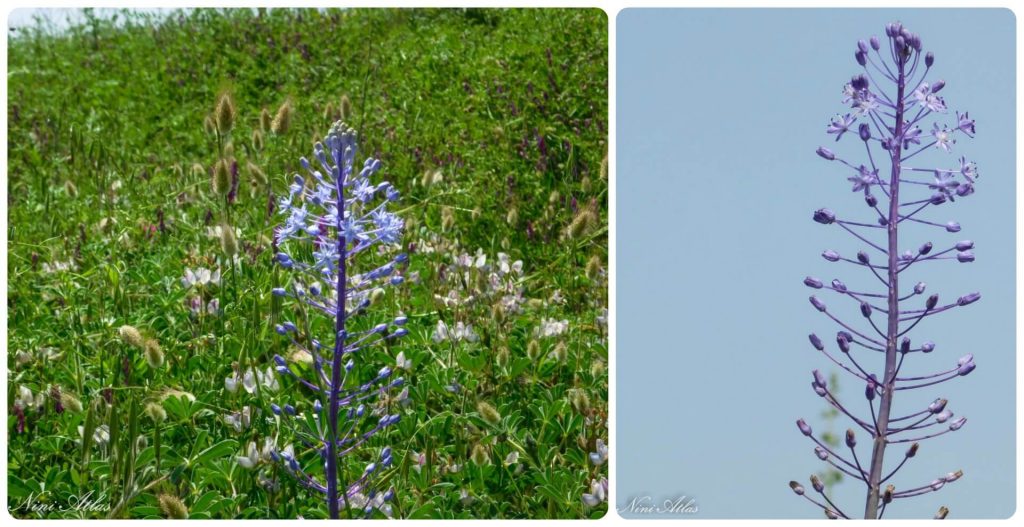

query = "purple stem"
[
  {"left": 863, "top": 50, "right": 906, "bottom": 520},
  {"left": 325, "top": 170, "right": 349, "bottom": 519}
]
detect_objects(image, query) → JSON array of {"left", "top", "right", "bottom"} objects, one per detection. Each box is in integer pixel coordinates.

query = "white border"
[{"left": 1, "top": 2, "right": 1019, "bottom": 526}]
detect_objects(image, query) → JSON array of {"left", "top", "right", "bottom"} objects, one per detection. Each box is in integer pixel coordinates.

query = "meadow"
[{"left": 6, "top": 8, "right": 608, "bottom": 519}]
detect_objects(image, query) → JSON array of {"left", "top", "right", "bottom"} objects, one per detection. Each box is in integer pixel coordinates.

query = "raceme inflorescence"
[
  {"left": 793, "top": 22, "right": 980, "bottom": 520},
  {"left": 270, "top": 121, "right": 409, "bottom": 518}
]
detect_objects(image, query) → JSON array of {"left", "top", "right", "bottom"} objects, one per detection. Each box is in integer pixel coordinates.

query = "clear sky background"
[{"left": 617, "top": 8, "right": 1015, "bottom": 519}]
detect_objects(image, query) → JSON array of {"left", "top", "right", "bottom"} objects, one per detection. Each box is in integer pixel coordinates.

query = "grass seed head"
[
  {"left": 251, "top": 129, "right": 264, "bottom": 152},
  {"left": 118, "top": 325, "right": 144, "bottom": 349},
  {"left": 585, "top": 254, "right": 603, "bottom": 280},
  {"left": 477, "top": 401, "right": 501, "bottom": 425},
  {"left": 219, "top": 223, "right": 239, "bottom": 257},
  {"left": 145, "top": 401, "right": 167, "bottom": 423},
  {"left": 340, "top": 94, "right": 352, "bottom": 120},
  {"left": 214, "top": 92, "right": 236, "bottom": 135},
  {"left": 158, "top": 494, "right": 188, "bottom": 519},
  {"left": 259, "top": 107, "right": 272, "bottom": 132},
  {"left": 144, "top": 338, "right": 164, "bottom": 369},
  {"left": 526, "top": 340, "right": 540, "bottom": 360},
  {"left": 271, "top": 99, "right": 293, "bottom": 135},
  {"left": 212, "top": 158, "right": 231, "bottom": 196},
  {"left": 441, "top": 206, "right": 455, "bottom": 231},
  {"left": 471, "top": 443, "right": 490, "bottom": 466},
  {"left": 496, "top": 346, "right": 510, "bottom": 368},
  {"left": 203, "top": 114, "right": 216, "bottom": 135},
  {"left": 60, "top": 391, "right": 83, "bottom": 413}
]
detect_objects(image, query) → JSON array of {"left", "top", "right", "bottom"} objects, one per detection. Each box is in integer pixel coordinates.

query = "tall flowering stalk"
[
  {"left": 270, "top": 121, "right": 409, "bottom": 518},
  {"left": 793, "top": 23, "right": 980, "bottom": 520}
]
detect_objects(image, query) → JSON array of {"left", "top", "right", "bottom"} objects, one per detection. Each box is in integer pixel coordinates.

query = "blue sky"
[{"left": 616, "top": 8, "right": 1016, "bottom": 519}]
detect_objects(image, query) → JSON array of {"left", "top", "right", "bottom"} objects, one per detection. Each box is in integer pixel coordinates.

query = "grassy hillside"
[{"left": 7, "top": 8, "right": 608, "bottom": 519}]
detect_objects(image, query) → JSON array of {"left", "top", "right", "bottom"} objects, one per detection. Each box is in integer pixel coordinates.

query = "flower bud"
[
  {"left": 822, "top": 250, "right": 840, "bottom": 262},
  {"left": 808, "top": 333, "right": 824, "bottom": 350},
  {"left": 811, "top": 474, "right": 824, "bottom": 493},
  {"left": 789, "top": 481, "right": 805, "bottom": 495},
  {"left": 957, "top": 292, "right": 980, "bottom": 306},
  {"left": 858, "top": 122, "right": 871, "bottom": 141},
  {"left": 865, "top": 193, "right": 878, "bottom": 207},
  {"left": 851, "top": 74, "right": 869, "bottom": 91},
  {"left": 813, "top": 208, "right": 836, "bottom": 225},
  {"left": 935, "top": 506, "right": 949, "bottom": 520},
  {"left": 950, "top": 417, "right": 967, "bottom": 431},
  {"left": 797, "top": 418, "right": 813, "bottom": 436},
  {"left": 955, "top": 240, "right": 974, "bottom": 251},
  {"left": 855, "top": 50, "right": 867, "bottom": 66},
  {"left": 921, "top": 340, "right": 935, "bottom": 353},
  {"left": 809, "top": 295, "right": 826, "bottom": 312},
  {"left": 936, "top": 409, "right": 953, "bottom": 423},
  {"left": 957, "top": 360, "right": 976, "bottom": 376},
  {"left": 900, "top": 337, "right": 911, "bottom": 353},
  {"left": 932, "top": 79, "right": 945, "bottom": 93},
  {"left": 925, "top": 51, "right": 935, "bottom": 67},
  {"left": 906, "top": 442, "right": 919, "bottom": 458},
  {"left": 812, "top": 369, "right": 828, "bottom": 389},
  {"left": 946, "top": 221, "right": 961, "bottom": 233},
  {"left": 870, "top": 36, "right": 881, "bottom": 50},
  {"left": 815, "top": 446, "right": 829, "bottom": 460},
  {"left": 865, "top": 379, "right": 876, "bottom": 401},
  {"left": 857, "top": 250, "right": 870, "bottom": 264},
  {"left": 860, "top": 302, "right": 872, "bottom": 318},
  {"left": 857, "top": 40, "right": 869, "bottom": 54},
  {"left": 845, "top": 428, "right": 856, "bottom": 448},
  {"left": 918, "top": 241, "right": 933, "bottom": 255},
  {"left": 956, "top": 250, "right": 975, "bottom": 263},
  {"left": 836, "top": 331, "right": 852, "bottom": 353},
  {"left": 926, "top": 294, "right": 939, "bottom": 310},
  {"left": 914, "top": 282, "right": 926, "bottom": 294},
  {"left": 928, "top": 398, "right": 948, "bottom": 414},
  {"left": 804, "top": 276, "right": 823, "bottom": 289},
  {"left": 883, "top": 484, "right": 894, "bottom": 504},
  {"left": 816, "top": 146, "right": 836, "bottom": 161}
]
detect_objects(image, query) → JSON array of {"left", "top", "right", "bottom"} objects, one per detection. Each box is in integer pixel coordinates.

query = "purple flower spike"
[
  {"left": 794, "top": 23, "right": 980, "bottom": 520},
  {"left": 270, "top": 122, "right": 410, "bottom": 518}
]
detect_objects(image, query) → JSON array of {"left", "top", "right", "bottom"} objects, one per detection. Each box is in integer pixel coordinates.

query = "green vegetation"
[{"left": 7, "top": 8, "right": 607, "bottom": 519}]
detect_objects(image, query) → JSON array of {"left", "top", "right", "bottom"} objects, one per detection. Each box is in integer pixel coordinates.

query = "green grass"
[{"left": 7, "top": 8, "right": 608, "bottom": 519}]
